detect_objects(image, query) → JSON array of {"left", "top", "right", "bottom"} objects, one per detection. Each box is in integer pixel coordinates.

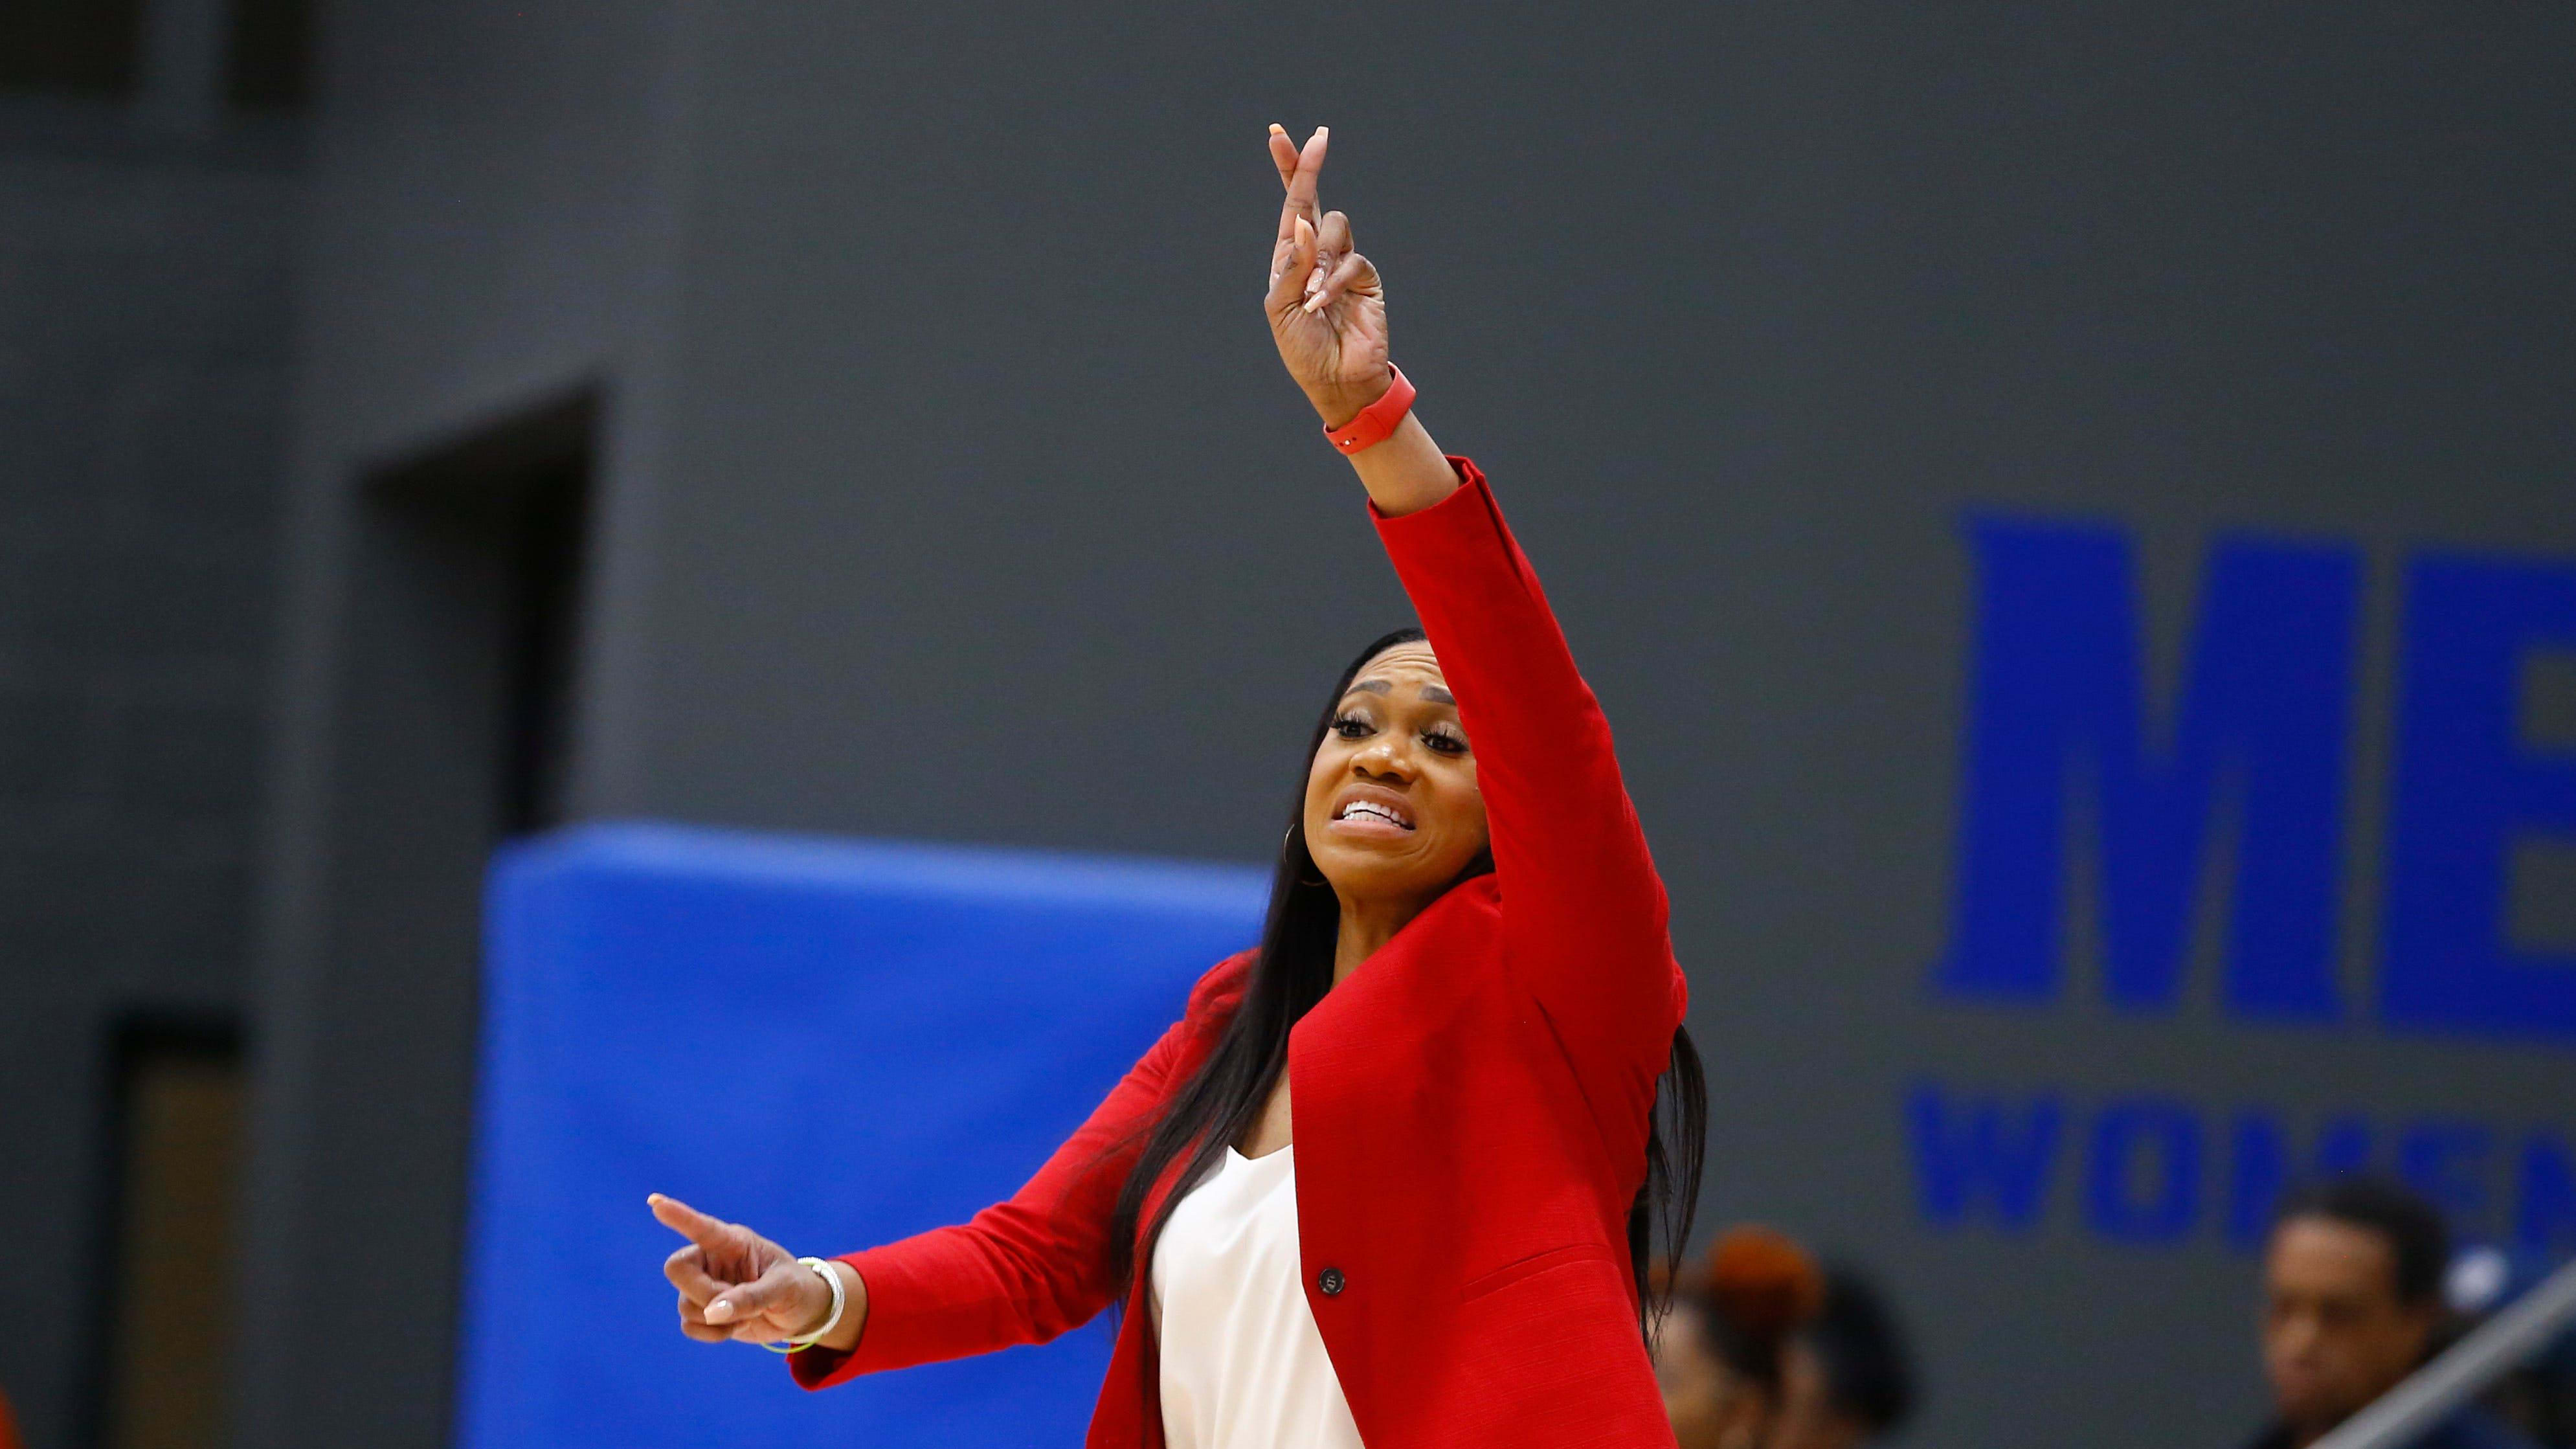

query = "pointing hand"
[{"left": 649, "top": 1193, "right": 834, "bottom": 1346}]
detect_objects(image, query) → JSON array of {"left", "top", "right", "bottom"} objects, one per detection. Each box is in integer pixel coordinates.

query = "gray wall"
[
  {"left": 252, "top": 5, "right": 2576, "bottom": 1448},
  {"left": 0, "top": 131, "right": 301, "bottom": 1446},
  {"left": 238, "top": 2, "right": 687, "bottom": 1444}
]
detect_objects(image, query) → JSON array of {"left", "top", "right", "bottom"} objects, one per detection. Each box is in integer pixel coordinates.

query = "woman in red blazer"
[{"left": 652, "top": 125, "right": 1706, "bottom": 1448}]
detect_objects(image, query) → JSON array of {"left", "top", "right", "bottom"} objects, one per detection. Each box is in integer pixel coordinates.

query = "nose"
[
  {"left": 1351, "top": 736, "right": 1416, "bottom": 781},
  {"left": 2274, "top": 1310, "right": 2321, "bottom": 1361}
]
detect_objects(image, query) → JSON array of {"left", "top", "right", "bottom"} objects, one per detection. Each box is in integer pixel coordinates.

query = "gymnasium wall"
[{"left": 254, "top": 5, "right": 2576, "bottom": 1447}]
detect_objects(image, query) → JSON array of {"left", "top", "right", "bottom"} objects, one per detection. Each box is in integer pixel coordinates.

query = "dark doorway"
[
  {"left": 225, "top": 0, "right": 313, "bottom": 113},
  {"left": 0, "top": 0, "right": 145, "bottom": 96},
  {"left": 264, "top": 390, "right": 596, "bottom": 1449},
  {"left": 363, "top": 390, "right": 594, "bottom": 838},
  {"left": 89, "top": 1015, "right": 246, "bottom": 1449}
]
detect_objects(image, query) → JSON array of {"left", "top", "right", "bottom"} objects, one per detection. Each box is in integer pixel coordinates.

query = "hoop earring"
[{"left": 1284, "top": 828, "right": 1327, "bottom": 888}]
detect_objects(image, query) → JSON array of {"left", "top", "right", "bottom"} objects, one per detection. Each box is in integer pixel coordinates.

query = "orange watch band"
[{"left": 1323, "top": 365, "right": 1417, "bottom": 455}]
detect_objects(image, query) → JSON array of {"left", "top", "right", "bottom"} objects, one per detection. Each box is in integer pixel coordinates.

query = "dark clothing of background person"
[{"left": 2239, "top": 1405, "right": 2542, "bottom": 1449}]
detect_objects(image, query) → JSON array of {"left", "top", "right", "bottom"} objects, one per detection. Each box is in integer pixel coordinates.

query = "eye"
[
  {"left": 1330, "top": 713, "right": 1374, "bottom": 739},
  {"left": 1422, "top": 728, "right": 1468, "bottom": 755}
]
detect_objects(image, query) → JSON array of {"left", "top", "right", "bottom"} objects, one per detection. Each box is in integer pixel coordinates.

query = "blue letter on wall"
[
  {"left": 2226, "top": 1111, "right": 2373, "bottom": 1250},
  {"left": 2087, "top": 1097, "right": 2202, "bottom": 1244},
  {"left": 2382, "top": 554, "right": 2576, "bottom": 1040},
  {"left": 1936, "top": 519, "right": 2360, "bottom": 1018},
  {"left": 1909, "top": 1082, "right": 2061, "bottom": 1232},
  {"left": 2519, "top": 1136, "right": 2576, "bottom": 1254}
]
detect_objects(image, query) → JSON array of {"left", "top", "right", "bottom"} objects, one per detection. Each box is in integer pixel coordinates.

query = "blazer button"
[{"left": 1318, "top": 1267, "right": 1346, "bottom": 1296}]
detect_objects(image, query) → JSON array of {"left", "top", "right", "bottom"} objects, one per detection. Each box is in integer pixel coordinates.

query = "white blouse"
[{"left": 1149, "top": 1146, "right": 1365, "bottom": 1449}]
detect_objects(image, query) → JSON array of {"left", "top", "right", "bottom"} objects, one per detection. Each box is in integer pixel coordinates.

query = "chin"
[
  {"left": 2277, "top": 1391, "right": 2341, "bottom": 1427},
  {"left": 1316, "top": 851, "right": 1402, "bottom": 888},
  {"left": 1319, "top": 852, "right": 1446, "bottom": 899}
]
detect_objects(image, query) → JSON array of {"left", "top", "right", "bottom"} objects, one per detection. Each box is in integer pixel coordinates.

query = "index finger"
[
  {"left": 1274, "top": 126, "right": 1328, "bottom": 243},
  {"left": 1268, "top": 124, "right": 1298, "bottom": 191},
  {"left": 648, "top": 1193, "right": 730, "bottom": 1248}
]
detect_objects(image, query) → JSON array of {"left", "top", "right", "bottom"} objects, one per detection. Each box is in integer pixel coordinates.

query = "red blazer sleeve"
[
  {"left": 790, "top": 954, "right": 1247, "bottom": 1389},
  {"left": 1372, "top": 460, "right": 1686, "bottom": 1112}
]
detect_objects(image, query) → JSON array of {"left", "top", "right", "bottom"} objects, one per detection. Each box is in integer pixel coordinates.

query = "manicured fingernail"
[
  {"left": 706, "top": 1300, "right": 730, "bottom": 1321},
  {"left": 1269, "top": 123, "right": 1284, "bottom": 134}
]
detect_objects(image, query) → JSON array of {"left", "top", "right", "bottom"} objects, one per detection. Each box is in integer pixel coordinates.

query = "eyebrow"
[{"left": 1343, "top": 679, "right": 1456, "bottom": 706}]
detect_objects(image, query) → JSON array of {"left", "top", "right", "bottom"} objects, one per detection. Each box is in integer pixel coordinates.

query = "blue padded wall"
[{"left": 457, "top": 824, "right": 1269, "bottom": 1449}]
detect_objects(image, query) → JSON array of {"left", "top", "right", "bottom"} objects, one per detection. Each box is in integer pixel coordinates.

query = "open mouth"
[{"left": 1331, "top": 795, "right": 1416, "bottom": 832}]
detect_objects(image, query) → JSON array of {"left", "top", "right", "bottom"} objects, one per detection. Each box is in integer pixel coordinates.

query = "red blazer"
[{"left": 796, "top": 459, "right": 1688, "bottom": 1448}]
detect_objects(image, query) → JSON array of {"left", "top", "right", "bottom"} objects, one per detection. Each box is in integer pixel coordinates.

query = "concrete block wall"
[{"left": 0, "top": 142, "right": 301, "bottom": 1448}]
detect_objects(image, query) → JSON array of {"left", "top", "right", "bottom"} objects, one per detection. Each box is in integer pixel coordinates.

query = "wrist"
[
  {"left": 1320, "top": 365, "right": 1416, "bottom": 458},
  {"left": 765, "top": 1256, "right": 846, "bottom": 1353},
  {"left": 1305, "top": 368, "right": 1395, "bottom": 431},
  {"left": 791, "top": 1270, "right": 835, "bottom": 1338}
]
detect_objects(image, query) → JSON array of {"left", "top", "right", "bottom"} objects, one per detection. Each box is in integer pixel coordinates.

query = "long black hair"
[{"left": 1105, "top": 627, "right": 1708, "bottom": 1335}]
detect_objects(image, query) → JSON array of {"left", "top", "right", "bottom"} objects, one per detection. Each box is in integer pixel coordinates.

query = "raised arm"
[{"left": 1265, "top": 128, "right": 1684, "bottom": 1099}]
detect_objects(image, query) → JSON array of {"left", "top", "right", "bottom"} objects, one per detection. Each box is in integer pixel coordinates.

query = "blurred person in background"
[
  {"left": 2245, "top": 1176, "right": 2538, "bottom": 1449},
  {"left": 1773, "top": 1268, "right": 1917, "bottom": 1449},
  {"left": 0, "top": 1384, "right": 17, "bottom": 1449},
  {"left": 1655, "top": 1227, "right": 1826, "bottom": 1449}
]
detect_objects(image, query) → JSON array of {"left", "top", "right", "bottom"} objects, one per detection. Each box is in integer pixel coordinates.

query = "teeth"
[{"left": 1339, "top": 801, "right": 1409, "bottom": 827}]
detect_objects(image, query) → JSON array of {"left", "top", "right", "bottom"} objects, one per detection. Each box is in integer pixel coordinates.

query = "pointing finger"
[
  {"left": 1268, "top": 124, "right": 1298, "bottom": 192},
  {"left": 1275, "top": 125, "right": 1327, "bottom": 243},
  {"left": 648, "top": 1193, "right": 730, "bottom": 1249}
]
